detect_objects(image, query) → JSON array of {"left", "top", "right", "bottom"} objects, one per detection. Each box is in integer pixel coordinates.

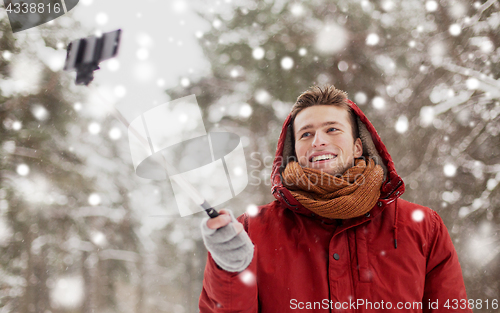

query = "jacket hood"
[{"left": 271, "top": 99, "right": 405, "bottom": 220}]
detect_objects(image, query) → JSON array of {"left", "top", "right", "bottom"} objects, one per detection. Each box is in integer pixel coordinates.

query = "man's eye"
[
  {"left": 327, "top": 127, "right": 338, "bottom": 132},
  {"left": 301, "top": 132, "right": 311, "bottom": 138}
]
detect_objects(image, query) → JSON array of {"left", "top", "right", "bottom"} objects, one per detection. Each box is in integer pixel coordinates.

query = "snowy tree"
[{"left": 0, "top": 11, "right": 160, "bottom": 313}]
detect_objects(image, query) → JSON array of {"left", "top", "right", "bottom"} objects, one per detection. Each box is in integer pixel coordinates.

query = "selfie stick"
[
  {"left": 65, "top": 30, "right": 219, "bottom": 218},
  {"left": 166, "top": 167, "right": 220, "bottom": 218}
]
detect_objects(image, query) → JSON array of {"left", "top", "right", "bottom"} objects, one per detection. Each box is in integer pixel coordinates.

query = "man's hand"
[
  {"left": 200, "top": 209, "right": 254, "bottom": 273},
  {"left": 206, "top": 209, "right": 244, "bottom": 234}
]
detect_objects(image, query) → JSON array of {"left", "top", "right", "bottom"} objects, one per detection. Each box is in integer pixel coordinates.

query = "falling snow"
[
  {"left": 16, "top": 164, "right": 30, "bottom": 176},
  {"left": 114, "top": 85, "right": 127, "bottom": 97},
  {"left": 366, "top": 33, "right": 380, "bottom": 46},
  {"left": 31, "top": 104, "right": 49, "bottom": 121},
  {"left": 315, "top": 22, "right": 348, "bottom": 54},
  {"left": 354, "top": 92, "right": 367, "bottom": 105},
  {"left": 412, "top": 209, "right": 425, "bottom": 222},
  {"left": 12, "top": 121, "right": 22, "bottom": 131},
  {"left": 88, "top": 122, "right": 101, "bottom": 134},
  {"left": 425, "top": 1, "right": 438, "bottom": 12},
  {"left": 246, "top": 204, "right": 258, "bottom": 217},
  {"left": 252, "top": 47, "right": 265, "bottom": 60},
  {"left": 338, "top": 61, "right": 348, "bottom": 72},
  {"left": 239, "top": 104, "right": 253, "bottom": 118},
  {"left": 449, "top": 24, "right": 461, "bottom": 36},
  {"left": 281, "top": 57, "right": 294, "bottom": 70},
  {"left": 2, "top": 50, "right": 12, "bottom": 60},
  {"left": 239, "top": 270, "right": 256, "bottom": 286},
  {"left": 466, "top": 78, "right": 480, "bottom": 90},
  {"left": 372, "top": 96, "right": 386, "bottom": 110},
  {"left": 106, "top": 59, "right": 120, "bottom": 71},
  {"left": 136, "top": 48, "right": 149, "bottom": 60},
  {"left": 88, "top": 193, "right": 101, "bottom": 206},
  {"left": 290, "top": 3, "right": 304, "bottom": 16},
  {"left": 180, "top": 77, "right": 191, "bottom": 87},
  {"left": 255, "top": 89, "right": 271, "bottom": 104},
  {"left": 395, "top": 115, "right": 409, "bottom": 133},
  {"left": 443, "top": 163, "right": 457, "bottom": 177},
  {"left": 50, "top": 276, "right": 84, "bottom": 309},
  {"left": 95, "top": 12, "right": 109, "bottom": 25},
  {"left": 419, "top": 106, "right": 435, "bottom": 127},
  {"left": 108, "top": 127, "right": 122, "bottom": 140}
]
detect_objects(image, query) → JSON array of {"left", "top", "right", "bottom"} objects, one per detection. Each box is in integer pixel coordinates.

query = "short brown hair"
[{"left": 290, "top": 85, "right": 359, "bottom": 141}]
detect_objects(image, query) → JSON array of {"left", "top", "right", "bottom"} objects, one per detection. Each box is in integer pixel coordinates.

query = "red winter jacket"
[{"left": 199, "top": 100, "right": 471, "bottom": 312}]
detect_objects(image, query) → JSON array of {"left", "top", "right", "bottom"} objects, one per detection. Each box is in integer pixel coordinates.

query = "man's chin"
[
  {"left": 321, "top": 168, "right": 344, "bottom": 177},
  {"left": 301, "top": 160, "right": 351, "bottom": 176},
  {"left": 310, "top": 165, "right": 344, "bottom": 177},
  {"left": 319, "top": 162, "right": 354, "bottom": 176}
]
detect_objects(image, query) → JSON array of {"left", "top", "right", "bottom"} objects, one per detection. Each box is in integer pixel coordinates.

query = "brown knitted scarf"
[{"left": 282, "top": 158, "right": 384, "bottom": 219}]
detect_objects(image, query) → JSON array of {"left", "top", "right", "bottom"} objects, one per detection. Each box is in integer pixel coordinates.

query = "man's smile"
[{"left": 309, "top": 153, "right": 337, "bottom": 163}]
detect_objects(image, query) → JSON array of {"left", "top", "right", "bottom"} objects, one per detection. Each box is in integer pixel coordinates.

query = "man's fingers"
[
  {"left": 205, "top": 209, "right": 244, "bottom": 234},
  {"left": 206, "top": 211, "right": 231, "bottom": 229},
  {"left": 233, "top": 222, "right": 244, "bottom": 234}
]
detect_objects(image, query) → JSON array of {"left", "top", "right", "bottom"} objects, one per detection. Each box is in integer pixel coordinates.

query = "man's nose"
[{"left": 312, "top": 131, "right": 328, "bottom": 147}]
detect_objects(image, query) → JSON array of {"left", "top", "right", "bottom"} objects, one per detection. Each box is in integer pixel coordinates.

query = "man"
[{"left": 199, "top": 85, "right": 471, "bottom": 312}]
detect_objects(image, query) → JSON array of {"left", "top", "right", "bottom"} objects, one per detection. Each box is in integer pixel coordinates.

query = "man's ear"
[{"left": 354, "top": 138, "right": 363, "bottom": 158}]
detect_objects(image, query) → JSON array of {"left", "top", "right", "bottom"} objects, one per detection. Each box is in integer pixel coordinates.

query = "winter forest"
[{"left": 0, "top": 0, "right": 499, "bottom": 312}]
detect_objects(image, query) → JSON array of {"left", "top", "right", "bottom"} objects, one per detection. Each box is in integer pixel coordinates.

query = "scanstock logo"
[
  {"left": 128, "top": 95, "right": 248, "bottom": 217},
  {"left": 3, "top": 0, "right": 79, "bottom": 33}
]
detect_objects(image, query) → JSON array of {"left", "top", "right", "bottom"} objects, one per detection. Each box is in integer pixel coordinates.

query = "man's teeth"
[{"left": 311, "top": 154, "right": 336, "bottom": 162}]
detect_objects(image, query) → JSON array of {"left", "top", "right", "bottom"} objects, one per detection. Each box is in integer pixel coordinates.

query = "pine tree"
[{"left": 0, "top": 12, "right": 151, "bottom": 313}]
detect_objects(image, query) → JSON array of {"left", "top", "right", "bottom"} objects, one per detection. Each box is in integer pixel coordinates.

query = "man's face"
[{"left": 293, "top": 105, "right": 363, "bottom": 176}]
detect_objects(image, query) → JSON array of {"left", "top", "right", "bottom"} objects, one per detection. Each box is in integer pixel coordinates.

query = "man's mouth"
[{"left": 309, "top": 154, "right": 337, "bottom": 163}]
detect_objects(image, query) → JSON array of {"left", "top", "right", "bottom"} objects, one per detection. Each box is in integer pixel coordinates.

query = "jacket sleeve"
[
  {"left": 422, "top": 210, "right": 472, "bottom": 313},
  {"left": 199, "top": 214, "right": 258, "bottom": 313}
]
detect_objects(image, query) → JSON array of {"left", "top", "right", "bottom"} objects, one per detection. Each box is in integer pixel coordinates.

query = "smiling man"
[
  {"left": 293, "top": 99, "right": 363, "bottom": 177},
  {"left": 199, "top": 85, "right": 471, "bottom": 312}
]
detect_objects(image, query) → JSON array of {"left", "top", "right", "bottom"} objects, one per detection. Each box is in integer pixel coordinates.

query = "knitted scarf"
[{"left": 282, "top": 158, "right": 384, "bottom": 219}]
